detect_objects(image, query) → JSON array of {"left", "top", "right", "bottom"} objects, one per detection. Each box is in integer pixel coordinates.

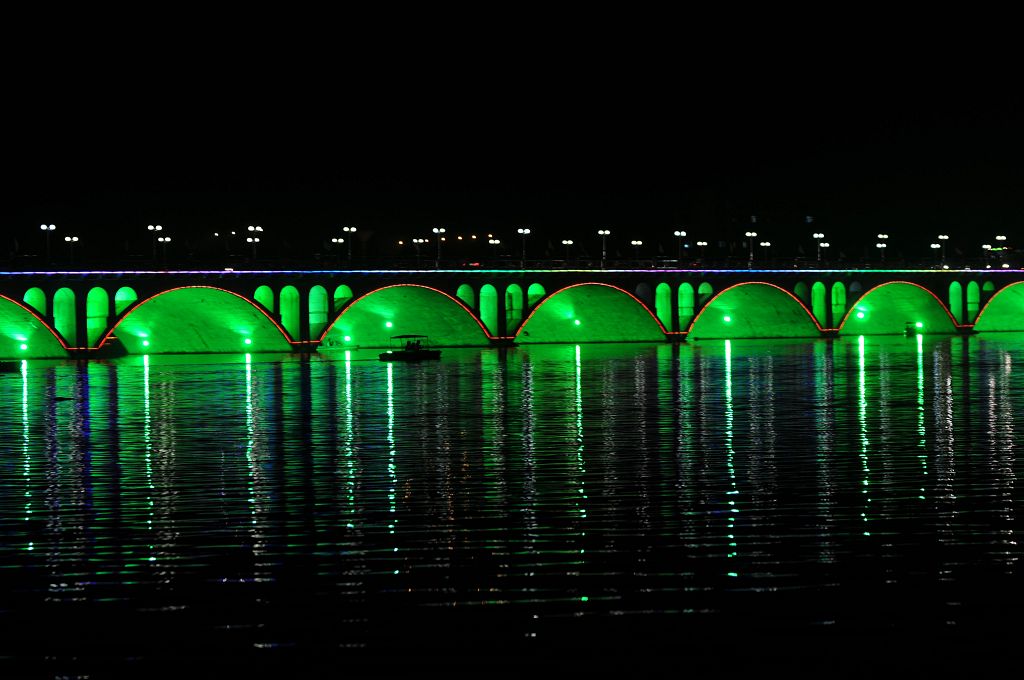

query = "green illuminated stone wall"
[
  {"left": 517, "top": 284, "right": 664, "bottom": 343},
  {"left": 320, "top": 285, "right": 488, "bottom": 349},
  {"left": 842, "top": 282, "right": 956, "bottom": 335},
  {"left": 689, "top": 284, "right": 819, "bottom": 339},
  {"left": 0, "top": 296, "right": 67, "bottom": 359},
  {"left": 114, "top": 287, "right": 292, "bottom": 354},
  {"left": 974, "top": 282, "right": 1024, "bottom": 331}
]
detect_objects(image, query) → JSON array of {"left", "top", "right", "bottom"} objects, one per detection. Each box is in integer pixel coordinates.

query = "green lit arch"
[
  {"left": 114, "top": 286, "right": 138, "bottom": 316},
  {"left": 506, "top": 283, "right": 524, "bottom": 331},
  {"left": 515, "top": 282, "right": 666, "bottom": 344},
  {"left": 309, "top": 285, "right": 329, "bottom": 339},
  {"left": 319, "top": 284, "right": 492, "bottom": 349},
  {"left": 86, "top": 287, "right": 110, "bottom": 347},
  {"left": 254, "top": 285, "right": 274, "bottom": 312},
  {"left": 974, "top": 281, "right": 1024, "bottom": 331},
  {"left": 457, "top": 284, "right": 476, "bottom": 309},
  {"left": 280, "top": 286, "right": 300, "bottom": 340},
  {"left": 102, "top": 285, "right": 293, "bottom": 354},
  {"left": 655, "top": 282, "right": 672, "bottom": 329},
  {"left": 53, "top": 288, "right": 76, "bottom": 347},
  {"left": 840, "top": 281, "right": 957, "bottom": 334},
  {"left": 23, "top": 287, "right": 46, "bottom": 315},
  {"left": 687, "top": 282, "right": 820, "bottom": 339},
  {"left": 0, "top": 293, "right": 68, "bottom": 359}
]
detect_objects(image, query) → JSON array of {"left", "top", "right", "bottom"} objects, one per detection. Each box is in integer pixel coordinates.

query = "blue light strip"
[{"left": 1, "top": 268, "right": 1022, "bottom": 276}]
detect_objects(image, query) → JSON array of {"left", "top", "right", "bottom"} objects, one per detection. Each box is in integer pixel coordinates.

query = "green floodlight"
[
  {"left": 385, "top": 321, "right": 393, "bottom": 328},
  {"left": 574, "top": 319, "right": 581, "bottom": 326},
  {"left": 723, "top": 315, "right": 732, "bottom": 322},
  {"left": 142, "top": 340, "right": 150, "bottom": 347},
  {"left": 344, "top": 335, "right": 351, "bottom": 342},
  {"left": 856, "top": 311, "right": 865, "bottom": 319},
  {"left": 19, "top": 344, "right": 27, "bottom": 350},
  {"left": 915, "top": 321, "right": 923, "bottom": 328},
  {"left": 244, "top": 338, "right": 252, "bottom": 345}
]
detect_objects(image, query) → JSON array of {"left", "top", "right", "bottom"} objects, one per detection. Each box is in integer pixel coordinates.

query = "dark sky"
[{"left": 4, "top": 58, "right": 1022, "bottom": 264}]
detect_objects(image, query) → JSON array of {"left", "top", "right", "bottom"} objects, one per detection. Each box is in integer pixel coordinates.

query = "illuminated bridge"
[{"left": 3, "top": 267, "right": 1024, "bottom": 359}]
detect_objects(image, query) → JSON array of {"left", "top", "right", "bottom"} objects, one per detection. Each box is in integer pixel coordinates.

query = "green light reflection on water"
[
  {"left": 917, "top": 334, "right": 928, "bottom": 500},
  {"left": 724, "top": 340, "right": 740, "bottom": 573},
  {"left": 21, "top": 360, "right": 32, "bottom": 551},
  {"left": 857, "top": 336, "right": 871, "bottom": 536}
]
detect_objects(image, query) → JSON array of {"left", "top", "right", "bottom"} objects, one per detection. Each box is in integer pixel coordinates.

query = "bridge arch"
[
  {"left": 811, "top": 282, "right": 827, "bottom": 327},
  {"left": 506, "top": 284, "right": 524, "bottom": 330},
  {"left": 527, "top": 283, "right": 545, "bottom": 308},
  {"left": 54, "top": 288, "right": 76, "bottom": 346},
  {"left": 103, "top": 286, "right": 293, "bottom": 354},
  {"left": 516, "top": 282, "right": 665, "bottom": 344},
  {"left": 114, "top": 286, "right": 138, "bottom": 316},
  {"left": 655, "top": 282, "right": 672, "bottom": 329},
  {"left": 794, "top": 281, "right": 810, "bottom": 305},
  {"left": 319, "top": 284, "right": 491, "bottom": 349},
  {"left": 830, "top": 282, "right": 846, "bottom": 327},
  {"left": 280, "top": 285, "right": 300, "bottom": 340},
  {"left": 456, "top": 284, "right": 475, "bottom": 310},
  {"left": 966, "top": 281, "right": 980, "bottom": 323},
  {"left": 23, "top": 287, "right": 46, "bottom": 315},
  {"left": 687, "top": 282, "right": 820, "bottom": 339},
  {"left": 333, "top": 285, "right": 354, "bottom": 313},
  {"left": 841, "top": 281, "right": 957, "bottom": 334},
  {"left": 678, "top": 283, "right": 695, "bottom": 329},
  {"left": 86, "top": 287, "right": 110, "bottom": 347},
  {"left": 254, "top": 285, "right": 274, "bottom": 312},
  {"left": 309, "top": 285, "right": 329, "bottom": 339},
  {"left": 974, "top": 281, "right": 1024, "bottom": 331},
  {"left": 480, "top": 284, "right": 498, "bottom": 335},
  {"left": 949, "top": 281, "right": 964, "bottom": 324},
  {"left": 697, "top": 282, "right": 714, "bottom": 306},
  {"left": 0, "top": 294, "right": 68, "bottom": 359}
]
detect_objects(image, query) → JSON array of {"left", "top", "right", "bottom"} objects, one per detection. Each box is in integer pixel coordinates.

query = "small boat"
[{"left": 378, "top": 335, "right": 441, "bottom": 362}]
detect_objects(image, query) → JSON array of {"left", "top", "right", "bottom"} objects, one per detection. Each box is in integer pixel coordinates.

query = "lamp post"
[
  {"left": 157, "top": 236, "right": 171, "bottom": 262},
  {"left": 876, "top": 233, "right": 889, "bottom": 264},
  {"left": 561, "top": 239, "right": 573, "bottom": 261},
  {"left": 813, "top": 232, "right": 825, "bottom": 262},
  {"left": 40, "top": 224, "right": 55, "bottom": 263},
  {"left": 331, "top": 237, "right": 345, "bottom": 264},
  {"left": 597, "top": 229, "right": 611, "bottom": 268},
  {"left": 937, "top": 234, "right": 949, "bottom": 265},
  {"left": 673, "top": 230, "right": 686, "bottom": 262},
  {"left": 432, "top": 227, "right": 446, "bottom": 267},
  {"left": 517, "top": 227, "right": 531, "bottom": 268},
  {"left": 759, "top": 241, "right": 771, "bottom": 264},
  {"left": 930, "top": 242, "right": 941, "bottom": 266},
  {"left": 343, "top": 226, "right": 357, "bottom": 260},
  {"left": 696, "top": 240, "right": 708, "bottom": 260},
  {"left": 819, "top": 242, "right": 830, "bottom": 262},
  {"left": 488, "top": 238, "right": 501, "bottom": 260},
  {"left": 247, "top": 237, "right": 260, "bottom": 259},
  {"left": 64, "top": 235, "right": 79, "bottom": 264},
  {"left": 630, "top": 240, "right": 643, "bottom": 259},
  {"left": 412, "top": 238, "right": 426, "bottom": 267},
  {"left": 744, "top": 231, "right": 758, "bottom": 263},
  {"left": 147, "top": 224, "right": 163, "bottom": 260}
]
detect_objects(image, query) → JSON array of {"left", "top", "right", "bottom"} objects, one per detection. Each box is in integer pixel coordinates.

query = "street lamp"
[
  {"left": 64, "top": 235, "right": 79, "bottom": 264},
  {"left": 331, "top": 237, "right": 345, "bottom": 264},
  {"left": 517, "top": 227, "right": 531, "bottom": 268},
  {"left": 937, "top": 234, "right": 949, "bottom": 264},
  {"left": 247, "top": 236, "right": 260, "bottom": 259},
  {"left": 343, "top": 226, "right": 357, "bottom": 260},
  {"left": 40, "top": 224, "right": 55, "bottom": 263},
  {"left": 597, "top": 229, "right": 611, "bottom": 268},
  {"left": 630, "top": 240, "right": 643, "bottom": 259},
  {"left": 812, "top": 232, "right": 825, "bottom": 262},
  {"left": 930, "top": 242, "right": 941, "bottom": 266},
  {"left": 488, "top": 238, "right": 501, "bottom": 259},
  {"left": 819, "top": 242, "right": 830, "bottom": 261},
  {"left": 432, "top": 227, "right": 446, "bottom": 266},
  {"left": 744, "top": 231, "right": 758, "bottom": 263},
  {"left": 561, "top": 239, "right": 573, "bottom": 261},
  {"left": 759, "top": 241, "right": 771, "bottom": 263},
  {"left": 673, "top": 229, "right": 686, "bottom": 262},
  {"left": 157, "top": 236, "right": 172, "bottom": 262},
  {"left": 147, "top": 224, "right": 163, "bottom": 260},
  {"left": 876, "top": 234, "right": 889, "bottom": 264},
  {"left": 412, "top": 238, "right": 426, "bottom": 266},
  {"left": 696, "top": 240, "right": 708, "bottom": 259}
]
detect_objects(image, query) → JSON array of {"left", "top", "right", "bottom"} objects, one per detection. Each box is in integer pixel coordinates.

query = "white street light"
[
  {"left": 813, "top": 232, "right": 825, "bottom": 262},
  {"left": 696, "top": 240, "right": 708, "bottom": 258},
  {"left": 64, "top": 235, "right": 79, "bottom": 263},
  {"left": 432, "top": 227, "right": 446, "bottom": 266},
  {"left": 40, "top": 224, "right": 55, "bottom": 262},
  {"left": 147, "top": 224, "right": 163, "bottom": 260},
  {"left": 630, "top": 240, "right": 643, "bottom": 258},
  {"left": 673, "top": 229, "right": 686, "bottom": 261},
  {"left": 561, "top": 239, "right": 574, "bottom": 260},
  {"left": 598, "top": 229, "right": 611, "bottom": 268},
  {"left": 343, "top": 226, "right": 357, "bottom": 260},
  {"left": 745, "top": 231, "right": 758, "bottom": 262},
  {"left": 517, "top": 227, "right": 531, "bottom": 267}
]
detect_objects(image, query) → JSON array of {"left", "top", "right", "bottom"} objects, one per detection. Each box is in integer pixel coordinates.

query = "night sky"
[{"left": 5, "top": 66, "right": 1021, "bottom": 266}]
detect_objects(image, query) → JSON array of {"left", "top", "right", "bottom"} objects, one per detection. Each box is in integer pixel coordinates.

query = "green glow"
[
  {"left": 280, "top": 286, "right": 300, "bottom": 340},
  {"left": 87, "top": 287, "right": 110, "bottom": 347},
  {"left": 506, "top": 283, "right": 524, "bottom": 331},
  {"left": 309, "top": 285, "right": 329, "bottom": 339},
  {"left": 321, "top": 285, "right": 489, "bottom": 349},
  {"left": 842, "top": 283, "right": 955, "bottom": 335},
  {"left": 116, "top": 288, "right": 292, "bottom": 354},
  {"left": 0, "top": 296, "right": 67, "bottom": 359},
  {"left": 915, "top": 321, "right": 923, "bottom": 328},
  {"left": 254, "top": 285, "right": 274, "bottom": 312},
  {"left": 974, "top": 283, "right": 1024, "bottom": 331},
  {"left": 54, "top": 287, "right": 76, "bottom": 346},
  {"left": 114, "top": 286, "right": 138, "bottom": 315},
  {"left": 23, "top": 287, "right": 46, "bottom": 315},
  {"left": 517, "top": 284, "right": 664, "bottom": 344},
  {"left": 480, "top": 284, "right": 498, "bottom": 335},
  {"left": 244, "top": 338, "right": 252, "bottom": 345},
  {"left": 690, "top": 284, "right": 818, "bottom": 339},
  {"left": 527, "top": 283, "right": 546, "bottom": 308}
]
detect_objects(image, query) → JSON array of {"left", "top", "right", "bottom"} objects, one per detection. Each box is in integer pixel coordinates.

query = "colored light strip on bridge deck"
[{"left": 2, "top": 268, "right": 1022, "bottom": 276}]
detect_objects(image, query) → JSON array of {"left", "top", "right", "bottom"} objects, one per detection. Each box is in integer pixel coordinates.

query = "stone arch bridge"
[{"left": 2, "top": 267, "right": 1024, "bottom": 359}]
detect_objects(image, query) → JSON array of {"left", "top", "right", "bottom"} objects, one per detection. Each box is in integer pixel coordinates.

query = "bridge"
[{"left": 2, "top": 267, "right": 1024, "bottom": 359}]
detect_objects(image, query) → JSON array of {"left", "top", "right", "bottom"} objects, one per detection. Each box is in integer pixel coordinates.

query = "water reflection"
[{"left": 3, "top": 336, "right": 1024, "bottom": 665}]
